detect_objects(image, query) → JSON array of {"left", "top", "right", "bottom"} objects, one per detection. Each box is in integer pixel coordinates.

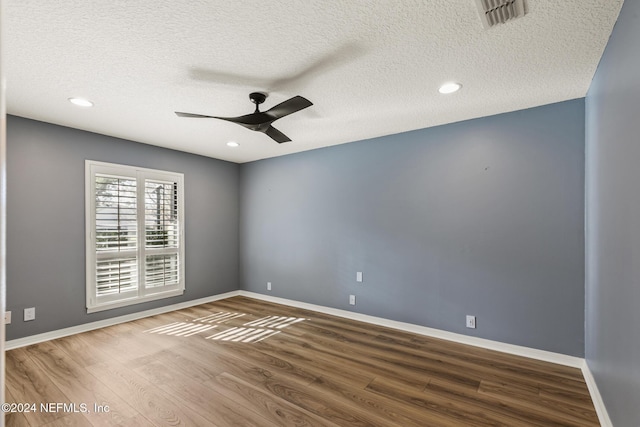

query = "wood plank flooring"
[{"left": 4, "top": 296, "right": 599, "bottom": 426}]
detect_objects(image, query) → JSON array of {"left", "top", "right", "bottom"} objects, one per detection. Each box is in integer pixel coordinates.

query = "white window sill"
[{"left": 87, "top": 288, "right": 184, "bottom": 314}]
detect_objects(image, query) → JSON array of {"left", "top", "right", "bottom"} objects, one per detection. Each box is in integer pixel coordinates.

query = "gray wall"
[
  {"left": 585, "top": 0, "right": 640, "bottom": 424},
  {"left": 240, "top": 99, "right": 586, "bottom": 357},
  {"left": 6, "top": 116, "right": 239, "bottom": 340}
]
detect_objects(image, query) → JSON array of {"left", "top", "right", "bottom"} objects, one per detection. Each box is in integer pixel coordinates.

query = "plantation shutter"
[
  {"left": 95, "top": 175, "right": 138, "bottom": 298},
  {"left": 87, "top": 161, "right": 184, "bottom": 313},
  {"left": 145, "top": 180, "right": 180, "bottom": 288}
]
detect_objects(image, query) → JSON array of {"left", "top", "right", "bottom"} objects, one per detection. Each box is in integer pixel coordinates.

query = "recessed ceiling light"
[
  {"left": 226, "top": 141, "right": 239, "bottom": 147},
  {"left": 68, "top": 97, "right": 94, "bottom": 107},
  {"left": 438, "top": 82, "right": 462, "bottom": 94}
]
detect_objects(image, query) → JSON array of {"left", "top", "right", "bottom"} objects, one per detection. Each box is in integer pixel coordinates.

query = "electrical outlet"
[
  {"left": 349, "top": 295, "right": 356, "bottom": 305},
  {"left": 4, "top": 311, "right": 11, "bottom": 325},
  {"left": 466, "top": 315, "right": 476, "bottom": 329},
  {"left": 356, "top": 272, "right": 363, "bottom": 283},
  {"left": 24, "top": 307, "right": 36, "bottom": 322},
  {"left": 267, "top": 282, "right": 272, "bottom": 291}
]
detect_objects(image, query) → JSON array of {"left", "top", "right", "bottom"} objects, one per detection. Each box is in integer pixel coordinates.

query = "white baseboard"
[
  {"left": 6, "top": 289, "right": 583, "bottom": 368},
  {"left": 6, "top": 289, "right": 609, "bottom": 427},
  {"left": 581, "top": 360, "right": 613, "bottom": 427},
  {"left": 5, "top": 291, "right": 241, "bottom": 350},
  {"left": 239, "top": 291, "right": 584, "bottom": 368}
]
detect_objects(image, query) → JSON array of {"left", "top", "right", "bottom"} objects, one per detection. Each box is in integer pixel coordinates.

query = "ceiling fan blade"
[
  {"left": 175, "top": 111, "right": 216, "bottom": 118},
  {"left": 213, "top": 113, "right": 265, "bottom": 126},
  {"left": 178, "top": 112, "right": 263, "bottom": 129},
  {"left": 265, "top": 96, "right": 313, "bottom": 120},
  {"left": 264, "top": 125, "right": 291, "bottom": 143}
]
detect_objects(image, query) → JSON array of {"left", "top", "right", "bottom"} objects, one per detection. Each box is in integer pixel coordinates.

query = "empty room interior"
[{"left": 2, "top": 0, "right": 639, "bottom": 426}]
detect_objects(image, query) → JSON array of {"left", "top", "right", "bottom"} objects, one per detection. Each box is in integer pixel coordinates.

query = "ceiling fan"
[{"left": 175, "top": 92, "right": 312, "bottom": 143}]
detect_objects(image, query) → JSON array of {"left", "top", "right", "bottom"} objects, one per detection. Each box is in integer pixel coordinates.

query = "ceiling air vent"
[{"left": 475, "top": 0, "right": 527, "bottom": 29}]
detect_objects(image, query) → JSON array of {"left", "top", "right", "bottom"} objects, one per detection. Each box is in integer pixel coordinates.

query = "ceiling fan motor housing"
[{"left": 250, "top": 92, "right": 267, "bottom": 105}]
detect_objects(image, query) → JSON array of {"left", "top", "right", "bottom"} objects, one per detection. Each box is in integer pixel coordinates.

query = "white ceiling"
[{"left": 5, "top": 0, "right": 623, "bottom": 164}]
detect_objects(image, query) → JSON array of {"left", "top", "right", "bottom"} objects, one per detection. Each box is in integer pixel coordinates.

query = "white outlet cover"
[
  {"left": 267, "top": 282, "right": 272, "bottom": 291},
  {"left": 4, "top": 311, "right": 11, "bottom": 324},
  {"left": 349, "top": 295, "right": 356, "bottom": 305},
  {"left": 24, "top": 307, "right": 36, "bottom": 322},
  {"left": 356, "top": 272, "right": 363, "bottom": 282},
  {"left": 466, "top": 315, "right": 476, "bottom": 329}
]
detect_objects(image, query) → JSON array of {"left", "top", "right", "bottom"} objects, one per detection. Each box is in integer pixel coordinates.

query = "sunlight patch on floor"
[
  {"left": 142, "top": 312, "right": 306, "bottom": 343},
  {"left": 144, "top": 321, "right": 217, "bottom": 337},
  {"left": 193, "top": 312, "right": 246, "bottom": 324},
  {"left": 244, "top": 316, "right": 306, "bottom": 329},
  {"left": 205, "top": 327, "right": 280, "bottom": 343}
]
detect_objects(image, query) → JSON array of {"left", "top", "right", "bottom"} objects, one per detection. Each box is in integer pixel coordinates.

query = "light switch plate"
[{"left": 356, "top": 272, "right": 363, "bottom": 282}]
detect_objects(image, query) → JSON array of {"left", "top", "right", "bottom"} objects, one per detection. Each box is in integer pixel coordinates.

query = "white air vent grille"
[{"left": 476, "top": 0, "right": 527, "bottom": 29}]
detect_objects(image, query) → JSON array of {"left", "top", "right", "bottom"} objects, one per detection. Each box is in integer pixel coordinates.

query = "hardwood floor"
[{"left": 5, "top": 296, "right": 599, "bottom": 426}]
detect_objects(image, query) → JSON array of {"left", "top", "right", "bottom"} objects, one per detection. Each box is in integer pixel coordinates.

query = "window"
[{"left": 86, "top": 161, "right": 185, "bottom": 313}]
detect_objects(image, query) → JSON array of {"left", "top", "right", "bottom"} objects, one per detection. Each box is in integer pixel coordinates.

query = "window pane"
[
  {"left": 88, "top": 161, "right": 184, "bottom": 312},
  {"left": 96, "top": 257, "right": 138, "bottom": 296},
  {"left": 145, "top": 180, "right": 179, "bottom": 249},
  {"left": 145, "top": 254, "right": 179, "bottom": 288},
  {"left": 95, "top": 175, "right": 137, "bottom": 251}
]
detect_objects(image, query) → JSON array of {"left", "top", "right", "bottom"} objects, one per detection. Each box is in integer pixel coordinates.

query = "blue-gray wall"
[
  {"left": 6, "top": 115, "right": 240, "bottom": 340},
  {"left": 586, "top": 0, "right": 640, "bottom": 424},
  {"left": 240, "top": 99, "right": 586, "bottom": 357}
]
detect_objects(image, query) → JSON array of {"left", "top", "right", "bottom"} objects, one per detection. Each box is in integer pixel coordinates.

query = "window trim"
[{"left": 85, "top": 160, "right": 185, "bottom": 313}]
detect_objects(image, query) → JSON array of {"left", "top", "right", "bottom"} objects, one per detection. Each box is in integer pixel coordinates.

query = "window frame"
[{"left": 85, "top": 160, "right": 185, "bottom": 313}]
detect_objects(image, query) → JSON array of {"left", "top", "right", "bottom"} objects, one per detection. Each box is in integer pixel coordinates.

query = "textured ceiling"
[{"left": 5, "top": 0, "right": 623, "bottom": 163}]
